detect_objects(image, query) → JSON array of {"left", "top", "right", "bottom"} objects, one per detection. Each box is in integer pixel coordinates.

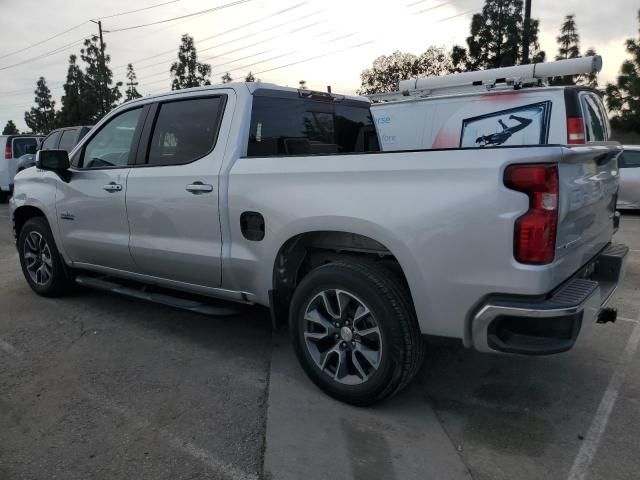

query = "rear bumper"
[{"left": 471, "top": 243, "right": 629, "bottom": 355}]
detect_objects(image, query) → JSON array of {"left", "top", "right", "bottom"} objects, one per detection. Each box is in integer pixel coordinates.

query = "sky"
[{"left": 0, "top": 0, "right": 638, "bottom": 132}]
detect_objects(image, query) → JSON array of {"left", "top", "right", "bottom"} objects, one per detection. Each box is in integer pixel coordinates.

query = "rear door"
[{"left": 125, "top": 92, "right": 232, "bottom": 288}]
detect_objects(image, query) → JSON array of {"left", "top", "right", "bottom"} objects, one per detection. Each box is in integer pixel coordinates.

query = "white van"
[
  {"left": 370, "top": 56, "right": 610, "bottom": 151},
  {"left": 0, "top": 134, "right": 42, "bottom": 201}
]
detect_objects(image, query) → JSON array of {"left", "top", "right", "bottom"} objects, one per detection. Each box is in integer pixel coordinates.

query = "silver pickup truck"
[{"left": 10, "top": 83, "right": 628, "bottom": 405}]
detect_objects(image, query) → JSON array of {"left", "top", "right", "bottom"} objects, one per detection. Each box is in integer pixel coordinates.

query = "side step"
[{"left": 75, "top": 275, "right": 241, "bottom": 317}]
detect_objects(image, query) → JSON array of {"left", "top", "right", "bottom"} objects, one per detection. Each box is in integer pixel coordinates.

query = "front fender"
[{"left": 11, "top": 170, "right": 68, "bottom": 261}]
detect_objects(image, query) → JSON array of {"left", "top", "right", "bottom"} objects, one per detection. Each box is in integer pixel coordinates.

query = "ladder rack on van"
[{"left": 368, "top": 56, "right": 602, "bottom": 103}]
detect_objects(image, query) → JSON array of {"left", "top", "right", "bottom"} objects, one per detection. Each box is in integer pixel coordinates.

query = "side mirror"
[{"left": 36, "top": 150, "right": 70, "bottom": 171}]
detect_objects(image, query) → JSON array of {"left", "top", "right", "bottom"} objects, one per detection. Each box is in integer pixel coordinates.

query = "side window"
[
  {"left": 581, "top": 93, "right": 608, "bottom": 142},
  {"left": 620, "top": 151, "right": 640, "bottom": 168},
  {"left": 460, "top": 101, "right": 551, "bottom": 148},
  {"left": 247, "top": 96, "right": 379, "bottom": 157},
  {"left": 81, "top": 108, "right": 142, "bottom": 169},
  {"left": 58, "top": 129, "right": 78, "bottom": 153},
  {"left": 12, "top": 138, "right": 38, "bottom": 157},
  {"left": 41, "top": 131, "right": 61, "bottom": 150},
  {"left": 147, "top": 97, "right": 224, "bottom": 166}
]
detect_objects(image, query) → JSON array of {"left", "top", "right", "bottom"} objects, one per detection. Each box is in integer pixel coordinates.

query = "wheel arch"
[
  {"left": 12, "top": 205, "right": 47, "bottom": 243},
  {"left": 269, "top": 228, "right": 419, "bottom": 327}
]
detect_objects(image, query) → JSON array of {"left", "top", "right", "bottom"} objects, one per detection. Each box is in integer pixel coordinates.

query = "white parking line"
[
  {"left": 0, "top": 215, "right": 9, "bottom": 219},
  {"left": 619, "top": 316, "right": 639, "bottom": 324},
  {"left": 0, "top": 338, "right": 23, "bottom": 358},
  {"left": 84, "top": 391, "right": 258, "bottom": 480},
  {"left": 567, "top": 318, "right": 640, "bottom": 480}
]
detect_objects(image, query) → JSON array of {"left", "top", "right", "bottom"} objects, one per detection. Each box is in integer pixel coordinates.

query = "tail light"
[
  {"left": 567, "top": 117, "right": 586, "bottom": 144},
  {"left": 504, "top": 164, "right": 559, "bottom": 265},
  {"left": 4, "top": 143, "right": 11, "bottom": 159}
]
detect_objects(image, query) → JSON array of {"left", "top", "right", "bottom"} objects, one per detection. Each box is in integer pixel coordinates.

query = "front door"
[
  {"left": 126, "top": 93, "right": 230, "bottom": 288},
  {"left": 56, "top": 106, "right": 145, "bottom": 271}
]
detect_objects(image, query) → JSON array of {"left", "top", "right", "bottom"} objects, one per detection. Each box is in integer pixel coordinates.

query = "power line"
[
  {"left": 254, "top": 40, "right": 375, "bottom": 75},
  {"left": 0, "top": 84, "right": 64, "bottom": 98},
  {"left": 415, "top": 1, "right": 454, "bottom": 15},
  {"left": 112, "top": 2, "right": 309, "bottom": 69},
  {"left": 0, "top": 21, "right": 87, "bottom": 62},
  {"left": 106, "top": 0, "right": 255, "bottom": 33},
  {"left": 128, "top": 9, "right": 323, "bottom": 75},
  {"left": 437, "top": 10, "right": 472, "bottom": 22},
  {"left": 137, "top": 19, "right": 334, "bottom": 85},
  {"left": 0, "top": 37, "right": 89, "bottom": 72},
  {"left": 0, "top": 0, "right": 186, "bottom": 62},
  {"left": 96, "top": 0, "right": 182, "bottom": 20}
]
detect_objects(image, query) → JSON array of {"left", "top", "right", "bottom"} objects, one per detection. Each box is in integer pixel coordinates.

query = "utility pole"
[
  {"left": 90, "top": 19, "right": 107, "bottom": 116},
  {"left": 522, "top": 0, "right": 532, "bottom": 64}
]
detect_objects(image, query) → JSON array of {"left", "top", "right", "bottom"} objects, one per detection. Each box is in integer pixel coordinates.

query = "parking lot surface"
[{"left": 1, "top": 202, "right": 639, "bottom": 480}]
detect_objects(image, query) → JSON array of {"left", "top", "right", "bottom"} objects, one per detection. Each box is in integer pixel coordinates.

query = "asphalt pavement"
[{"left": 1, "top": 203, "right": 639, "bottom": 480}]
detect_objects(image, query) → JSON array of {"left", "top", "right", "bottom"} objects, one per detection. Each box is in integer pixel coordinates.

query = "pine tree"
[
  {"left": 125, "top": 64, "right": 142, "bottom": 101},
  {"left": 451, "top": 0, "right": 545, "bottom": 70},
  {"left": 606, "top": 9, "right": 640, "bottom": 133},
  {"left": 2, "top": 120, "right": 19, "bottom": 135},
  {"left": 80, "top": 35, "right": 122, "bottom": 120},
  {"left": 553, "top": 14, "right": 581, "bottom": 85},
  {"left": 245, "top": 72, "right": 256, "bottom": 82},
  {"left": 221, "top": 72, "right": 233, "bottom": 84},
  {"left": 556, "top": 15, "right": 580, "bottom": 60},
  {"left": 299, "top": 80, "right": 308, "bottom": 90},
  {"left": 58, "top": 54, "right": 92, "bottom": 127},
  {"left": 24, "top": 77, "right": 56, "bottom": 134},
  {"left": 170, "top": 34, "right": 212, "bottom": 90}
]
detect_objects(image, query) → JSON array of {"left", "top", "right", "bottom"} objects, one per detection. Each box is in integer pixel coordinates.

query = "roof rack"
[{"left": 368, "top": 56, "right": 602, "bottom": 103}]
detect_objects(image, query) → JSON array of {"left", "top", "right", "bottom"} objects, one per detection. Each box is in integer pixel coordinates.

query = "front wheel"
[
  {"left": 18, "top": 217, "right": 72, "bottom": 297},
  {"left": 289, "top": 261, "right": 425, "bottom": 406}
]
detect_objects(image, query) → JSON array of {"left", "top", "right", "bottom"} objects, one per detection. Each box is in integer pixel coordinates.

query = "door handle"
[
  {"left": 103, "top": 182, "right": 123, "bottom": 192},
  {"left": 186, "top": 182, "right": 214, "bottom": 194}
]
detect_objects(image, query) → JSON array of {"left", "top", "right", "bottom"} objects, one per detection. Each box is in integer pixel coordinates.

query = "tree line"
[
  {"left": 358, "top": 1, "right": 640, "bottom": 135},
  {"left": 3, "top": 0, "right": 640, "bottom": 136}
]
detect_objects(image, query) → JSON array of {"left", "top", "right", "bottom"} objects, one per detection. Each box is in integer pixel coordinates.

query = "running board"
[{"left": 75, "top": 275, "right": 241, "bottom": 317}]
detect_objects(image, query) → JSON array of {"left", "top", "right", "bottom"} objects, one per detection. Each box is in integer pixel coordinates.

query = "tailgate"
[{"left": 555, "top": 144, "right": 621, "bottom": 275}]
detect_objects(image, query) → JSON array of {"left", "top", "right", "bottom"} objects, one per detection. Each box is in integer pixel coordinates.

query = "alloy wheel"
[{"left": 303, "top": 289, "right": 383, "bottom": 385}]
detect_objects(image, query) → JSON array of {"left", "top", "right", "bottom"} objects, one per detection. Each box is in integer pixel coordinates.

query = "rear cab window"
[{"left": 247, "top": 91, "right": 379, "bottom": 157}]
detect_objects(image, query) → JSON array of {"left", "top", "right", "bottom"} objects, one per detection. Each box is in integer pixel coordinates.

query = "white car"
[{"left": 618, "top": 146, "right": 640, "bottom": 210}]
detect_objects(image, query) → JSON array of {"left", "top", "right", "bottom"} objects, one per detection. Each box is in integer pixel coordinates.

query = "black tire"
[
  {"left": 289, "top": 261, "right": 425, "bottom": 406},
  {"left": 18, "top": 217, "right": 72, "bottom": 297},
  {"left": 0, "top": 190, "right": 8, "bottom": 203}
]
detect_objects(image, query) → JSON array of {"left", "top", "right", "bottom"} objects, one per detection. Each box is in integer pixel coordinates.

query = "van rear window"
[
  {"left": 580, "top": 93, "right": 608, "bottom": 142},
  {"left": 12, "top": 138, "right": 38, "bottom": 158},
  {"left": 247, "top": 96, "right": 379, "bottom": 157}
]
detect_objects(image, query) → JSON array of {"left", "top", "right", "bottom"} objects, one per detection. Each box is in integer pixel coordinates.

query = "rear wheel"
[
  {"left": 289, "top": 261, "right": 424, "bottom": 406},
  {"left": 0, "top": 190, "right": 8, "bottom": 203},
  {"left": 18, "top": 217, "right": 72, "bottom": 297}
]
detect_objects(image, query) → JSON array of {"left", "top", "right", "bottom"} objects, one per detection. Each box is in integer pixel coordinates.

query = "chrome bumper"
[{"left": 472, "top": 243, "right": 629, "bottom": 355}]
